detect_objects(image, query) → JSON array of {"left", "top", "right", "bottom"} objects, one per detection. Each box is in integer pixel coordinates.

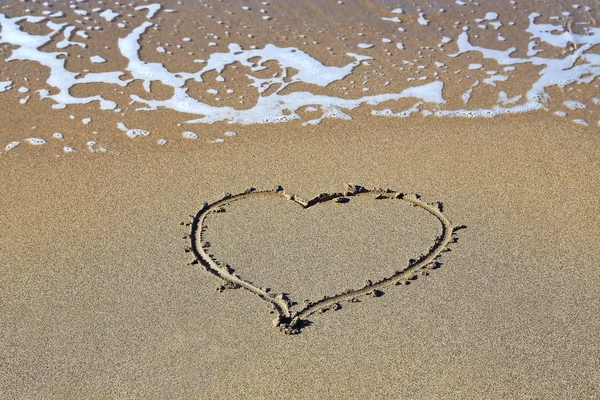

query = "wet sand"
[{"left": 2, "top": 115, "right": 599, "bottom": 398}]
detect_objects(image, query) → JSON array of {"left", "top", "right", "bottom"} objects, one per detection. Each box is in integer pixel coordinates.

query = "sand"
[
  {"left": 2, "top": 115, "right": 599, "bottom": 398},
  {"left": 2, "top": 0, "right": 600, "bottom": 398}
]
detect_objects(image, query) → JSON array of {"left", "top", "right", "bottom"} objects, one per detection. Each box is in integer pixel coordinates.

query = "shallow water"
[{"left": 0, "top": 0, "right": 598, "bottom": 155}]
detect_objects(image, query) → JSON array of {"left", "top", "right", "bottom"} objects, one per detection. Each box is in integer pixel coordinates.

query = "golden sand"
[{"left": 2, "top": 115, "right": 599, "bottom": 398}]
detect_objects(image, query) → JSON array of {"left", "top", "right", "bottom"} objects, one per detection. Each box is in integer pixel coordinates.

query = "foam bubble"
[
  {"left": 435, "top": 102, "right": 545, "bottom": 118},
  {"left": 24, "top": 138, "right": 47, "bottom": 145},
  {"left": 125, "top": 129, "right": 150, "bottom": 139},
  {"left": 134, "top": 4, "right": 161, "bottom": 19},
  {"left": 90, "top": 55, "right": 106, "bottom": 63},
  {"left": 5, "top": 141, "right": 20, "bottom": 151},
  {"left": 572, "top": 119, "right": 588, "bottom": 126},
  {"left": 182, "top": 131, "right": 198, "bottom": 139},
  {"left": 372, "top": 103, "right": 421, "bottom": 117},
  {"left": 99, "top": 9, "right": 119, "bottom": 22},
  {"left": 563, "top": 100, "right": 587, "bottom": 110},
  {"left": 117, "top": 122, "right": 150, "bottom": 138},
  {"left": 0, "top": 81, "right": 12, "bottom": 92}
]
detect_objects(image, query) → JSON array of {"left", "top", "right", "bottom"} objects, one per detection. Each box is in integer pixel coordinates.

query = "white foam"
[
  {"left": 0, "top": 14, "right": 126, "bottom": 110},
  {"left": 0, "top": 80, "right": 12, "bottom": 92},
  {"left": 5, "top": 141, "right": 20, "bottom": 151},
  {"left": 372, "top": 102, "right": 421, "bottom": 117},
  {"left": 118, "top": 22, "right": 186, "bottom": 92},
  {"left": 122, "top": 31, "right": 451, "bottom": 125},
  {"left": 24, "top": 137, "right": 47, "bottom": 145},
  {"left": 435, "top": 102, "right": 545, "bottom": 118},
  {"left": 182, "top": 131, "right": 198, "bottom": 139},
  {"left": 99, "top": 9, "right": 119, "bottom": 22},
  {"left": 117, "top": 122, "right": 150, "bottom": 138},
  {"left": 563, "top": 100, "right": 586, "bottom": 110},
  {"left": 498, "top": 92, "right": 522, "bottom": 105},
  {"left": 90, "top": 55, "right": 106, "bottom": 63},
  {"left": 462, "top": 88, "right": 473, "bottom": 105},
  {"left": 0, "top": 5, "right": 596, "bottom": 133},
  {"left": 451, "top": 12, "right": 600, "bottom": 105},
  {"left": 134, "top": 4, "right": 161, "bottom": 19},
  {"left": 483, "top": 74, "right": 508, "bottom": 86},
  {"left": 56, "top": 25, "right": 86, "bottom": 49}
]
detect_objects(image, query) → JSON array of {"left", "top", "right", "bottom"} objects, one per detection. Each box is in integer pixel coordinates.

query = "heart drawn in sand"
[{"left": 186, "top": 185, "right": 460, "bottom": 334}]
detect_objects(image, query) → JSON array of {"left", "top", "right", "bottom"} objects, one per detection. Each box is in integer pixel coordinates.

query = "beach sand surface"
[{"left": 2, "top": 115, "right": 599, "bottom": 399}]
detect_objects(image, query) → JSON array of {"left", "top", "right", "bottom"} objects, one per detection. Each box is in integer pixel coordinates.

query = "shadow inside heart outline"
[{"left": 187, "top": 184, "right": 460, "bottom": 334}]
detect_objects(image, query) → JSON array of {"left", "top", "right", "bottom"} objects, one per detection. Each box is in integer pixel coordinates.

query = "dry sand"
[{"left": 2, "top": 115, "right": 599, "bottom": 398}]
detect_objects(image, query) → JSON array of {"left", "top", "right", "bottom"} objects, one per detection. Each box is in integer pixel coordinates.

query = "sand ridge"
[{"left": 188, "top": 184, "right": 460, "bottom": 334}]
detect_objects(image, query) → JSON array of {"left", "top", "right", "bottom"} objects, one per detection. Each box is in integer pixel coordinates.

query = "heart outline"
[{"left": 189, "top": 185, "right": 456, "bottom": 334}]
